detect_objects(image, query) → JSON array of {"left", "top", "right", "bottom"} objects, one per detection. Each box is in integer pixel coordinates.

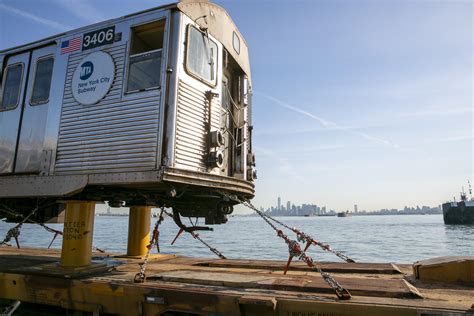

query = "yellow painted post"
[
  {"left": 127, "top": 206, "right": 151, "bottom": 257},
  {"left": 60, "top": 201, "right": 96, "bottom": 267}
]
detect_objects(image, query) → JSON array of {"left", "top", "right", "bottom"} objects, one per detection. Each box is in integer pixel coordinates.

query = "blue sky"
[{"left": 0, "top": 0, "right": 472, "bottom": 212}]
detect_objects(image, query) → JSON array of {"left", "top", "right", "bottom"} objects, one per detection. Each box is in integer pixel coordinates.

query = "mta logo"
[{"left": 80, "top": 61, "right": 94, "bottom": 80}]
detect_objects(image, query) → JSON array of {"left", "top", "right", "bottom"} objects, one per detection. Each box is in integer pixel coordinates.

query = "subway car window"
[
  {"left": 1, "top": 63, "right": 23, "bottom": 111},
  {"left": 232, "top": 32, "right": 240, "bottom": 54},
  {"left": 31, "top": 57, "right": 54, "bottom": 105},
  {"left": 186, "top": 25, "right": 217, "bottom": 84},
  {"left": 126, "top": 20, "right": 164, "bottom": 93}
]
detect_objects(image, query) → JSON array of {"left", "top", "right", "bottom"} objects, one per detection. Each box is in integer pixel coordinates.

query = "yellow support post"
[
  {"left": 60, "top": 201, "right": 96, "bottom": 267},
  {"left": 127, "top": 206, "right": 151, "bottom": 257}
]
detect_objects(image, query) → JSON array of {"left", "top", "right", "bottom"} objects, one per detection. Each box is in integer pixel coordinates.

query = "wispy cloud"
[
  {"left": 255, "top": 122, "right": 390, "bottom": 137},
  {"left": 52, "top": 0, "right": 107, "bottom": 24},
  {"left": 438, "top": 134, "right": 474, "bottom": 143},
  {"left": 256, "top": 91, "right": 400, "bottom": 148},
  {"left": 397, "top": 107, "right": 473, "bottom": 118},
  {"left": 0, "top": 3, "right": 71, "bottom": 31}
]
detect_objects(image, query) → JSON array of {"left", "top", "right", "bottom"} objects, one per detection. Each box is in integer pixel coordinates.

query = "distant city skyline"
[{"left": 259, "top": 196, "right": 441, "bottom": 217}]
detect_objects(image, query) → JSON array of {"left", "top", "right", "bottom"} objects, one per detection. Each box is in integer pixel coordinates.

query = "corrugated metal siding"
[
  {"left": 174, "top": 79, "right": 219, "bottom": 171},
  {"left": 55, "top": 44, "right": 161, "bottom": 174}
]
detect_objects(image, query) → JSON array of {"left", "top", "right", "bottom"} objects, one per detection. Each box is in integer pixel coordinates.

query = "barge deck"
[{"left": 0, "top": 247, "right": 473, "bottom": 315}]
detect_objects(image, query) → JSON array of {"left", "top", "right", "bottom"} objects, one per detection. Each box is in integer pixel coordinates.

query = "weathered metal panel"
[
  {"left": 15, "top": 45, "right": 58, "bottom": 174},
  {"left": 0, "top": 174, "right": 87, "bottom": 197},
  {"left": 174, "top": 79, "right": 220, "bottom": 171},
  {"left": 0, "top": 52, "right": 30, "bottom": 174},
  {"left": 55, "top": 44, "right": 161, "bottom": 174}
]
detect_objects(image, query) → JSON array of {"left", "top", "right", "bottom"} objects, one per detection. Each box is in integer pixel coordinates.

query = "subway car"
[{"left": 0, "top": 0, "right": 256, "bottom": 224}]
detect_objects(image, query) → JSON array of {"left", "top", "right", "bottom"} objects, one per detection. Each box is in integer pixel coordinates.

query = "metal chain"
[
  {"left": 164, "top": 210, "right": 227, "bottom": 259},
  {"left": 239, "top": 199, "right": 279, "bottom": 231},
  {"left": 276, "top": 230, "right": 350, "bottom": 299},
  {"left": 189, "top": 231, "right": 227, "bottom": 259},
  {"left": 0, "top": 206, "right": 40, "bottom": 248},
  {"left": 0, "top": 205, "right": 62, "bottom": 248},
  {"left": 222, "top": 192, "right": 351, "bottom": 300},
  {"left": 93, "top": 246, "right": 106, "bottom": 253},
  {"left": 225, "top": 194, "right": 354, "bottom": 263},
  {"left": 1, "top": 226, "right": 21, "bottom": 247},
  {"left": 134, "top": 208, "right": 165, "bottom": 283},
  {"left": 0, "top": 205, "right": 107, "bottom": 252},
  {"left": 295, "top": 230, "right": 355, "bottom": 263}
]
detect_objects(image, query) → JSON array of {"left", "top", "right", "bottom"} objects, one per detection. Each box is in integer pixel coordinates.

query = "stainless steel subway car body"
[{"left": 0, "top": 1, "right": 256, "bottom": 224}]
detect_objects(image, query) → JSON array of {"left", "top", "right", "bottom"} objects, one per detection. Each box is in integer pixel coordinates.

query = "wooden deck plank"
[
  {"left": 146, "top": 269, "right": 421, "bottom": 298},
  {"left": 195, "top": 259, "right": 403, "bottom": 274}
]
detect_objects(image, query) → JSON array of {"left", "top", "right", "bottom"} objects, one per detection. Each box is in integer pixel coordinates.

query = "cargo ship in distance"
[
  {"left": 442, "top": 181, "right": 474, "bottom": 225},
  {"left": 337, "top": 211, "right": 352, "bottom": 217}
]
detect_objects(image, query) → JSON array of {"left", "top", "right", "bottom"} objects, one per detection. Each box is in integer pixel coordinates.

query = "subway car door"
[
  {"left": 0, "top": 51, "right": 30, "bottom": 174},
  {"left": 14, "top": 45, "right": 56, "bottom": 174}
]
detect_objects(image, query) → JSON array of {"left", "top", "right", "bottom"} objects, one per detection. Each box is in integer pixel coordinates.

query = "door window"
[
  {"left": 30, "top": 57, "right": 54, "bottom": 105},
  {"left": 1, "top": 63, "right": 23, "bottom": 111}
]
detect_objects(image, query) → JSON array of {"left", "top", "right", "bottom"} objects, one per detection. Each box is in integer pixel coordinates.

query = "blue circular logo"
[{"left": 80, "top": 61, "right": 94, "bottom": 80}]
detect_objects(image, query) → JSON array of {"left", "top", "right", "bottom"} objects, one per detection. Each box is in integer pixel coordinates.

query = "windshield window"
[{"left": 186, "top": 25, "right": 218, "bottom": 85}]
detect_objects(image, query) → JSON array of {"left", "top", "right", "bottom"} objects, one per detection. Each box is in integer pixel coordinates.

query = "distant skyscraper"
[
  {"left": 287, "top": 201, "right": 291, "bottom": 212},
  {"left": 354, "top": 204, "right": 358, "bottom": 213}
]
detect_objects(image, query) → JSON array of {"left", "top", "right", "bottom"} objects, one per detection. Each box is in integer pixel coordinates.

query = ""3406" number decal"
[{"left": 82, "top": 26, "right": 115, "bottom": 51}]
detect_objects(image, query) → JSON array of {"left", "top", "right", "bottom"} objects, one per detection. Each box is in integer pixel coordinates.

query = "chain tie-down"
[
  {"left": 134, "top": 208, "right": 165, "bottom": 283},
  {"left": 189, "top": 231, "right": 226, "bottom": 259},
  {"left": 0, "top": 205, "right": 63, "bottom": 249},
  {"left": 165, "top": 210, "right": 226, "bottom": 259},
  {"left": 246, "top": 205, "right": 356, "bottom": 264},
  {"left": 1, "top": 226, "right": 21, "bottom": 248},
  {"left": 277, "top": 229, "right": 351, "bottom": 300},
  {"left": 222, "top": 192, "right": 352, "bottom": 300},
  {"left": 0, "top": 205, "right": 41, "bottom": 248}
]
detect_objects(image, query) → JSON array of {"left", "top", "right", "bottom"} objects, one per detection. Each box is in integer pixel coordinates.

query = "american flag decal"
[{"left": 61, "top": 37, "right": 82, "bottom": 54}]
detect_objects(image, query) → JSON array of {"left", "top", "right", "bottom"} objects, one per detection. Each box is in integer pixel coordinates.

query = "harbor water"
[{"left": 1, "top": 214, "right": 472, "bottom": 263}]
